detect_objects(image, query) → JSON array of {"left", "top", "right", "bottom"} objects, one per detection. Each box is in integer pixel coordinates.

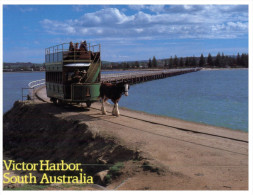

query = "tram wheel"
[
  {"left": 51, "top": 98, "right": 57, "bottom": 105},
  {"left": 57, "top": 99, "right": 63, "bottom": 105},
  {"left": 86, "top": 101, "right": 92, "bottom": 108}
]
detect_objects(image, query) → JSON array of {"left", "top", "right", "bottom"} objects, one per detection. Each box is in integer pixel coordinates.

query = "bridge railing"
[{"left": 22, "top": 79, "right": 45, "bottom": 101}]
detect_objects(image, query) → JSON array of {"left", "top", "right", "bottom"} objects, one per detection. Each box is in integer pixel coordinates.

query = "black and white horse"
[{"left": 99, "top": 82, "right": 129, "bottom": 116}]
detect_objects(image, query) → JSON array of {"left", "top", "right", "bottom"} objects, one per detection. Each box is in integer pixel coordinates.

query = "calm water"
[
  {"left": 3, "top": 72, "right": 45, "bottom": 113},
  {"left": 119, "top": 70, "right": 248, "bottom": 132},
  {"left": 3, "top": 70, "right": 248, "bottom": 132}
]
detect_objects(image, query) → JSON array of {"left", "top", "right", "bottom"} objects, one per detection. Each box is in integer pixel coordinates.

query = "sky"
[{"left": 3, "top": 4, "right": 248, "bottom": 63}]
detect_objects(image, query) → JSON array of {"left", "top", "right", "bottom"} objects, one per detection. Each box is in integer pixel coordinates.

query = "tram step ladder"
[{"left": 85, "top": 53, "right": 100, "bottom": 83}]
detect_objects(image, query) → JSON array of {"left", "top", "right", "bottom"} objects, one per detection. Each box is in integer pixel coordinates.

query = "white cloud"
[{"left": 40, "top": 6, "right": 248, "bottom": 40}]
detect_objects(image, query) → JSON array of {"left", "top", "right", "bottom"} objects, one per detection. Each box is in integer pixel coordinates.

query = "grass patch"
[
  {"left": 109, "top": 162, "right": 124, "bottom": 176},
  {"left": 105, "top": 162, "right": 124, "bottom": 184}
]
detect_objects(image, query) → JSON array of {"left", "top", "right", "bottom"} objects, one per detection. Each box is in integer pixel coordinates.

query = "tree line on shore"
[
  {"left": 3, "top": 62, "right": 45, "bottom": 72},
  {"left": 102, "top": 52, "right": 248, "bottom": 69},
  {"left": 3, "top": 52, "right": 248, "bottom": 71}
]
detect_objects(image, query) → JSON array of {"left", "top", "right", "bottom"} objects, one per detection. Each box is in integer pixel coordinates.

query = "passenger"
[
  {"left": 66, "top": 42, "right": 75, "bottom": 60},
  {"left": 71, "top": 69, "right": 82, "bottom": 83},
  {"left": 69, "top": 41, "right": 74, "bottom": 51},
  {"left": 74, "top": 43, "right": 79, "bottom": 51},
  {"left": 80, "top": 70, "right": 87, "bottom": 83},
  {"left": 80, "top": 41, "right": 88, "bottom": 52}
]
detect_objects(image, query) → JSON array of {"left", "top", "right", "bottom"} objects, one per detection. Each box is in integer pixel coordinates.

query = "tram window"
[{"left": 46, "top": 72, "right": 63, "bottom": 83}]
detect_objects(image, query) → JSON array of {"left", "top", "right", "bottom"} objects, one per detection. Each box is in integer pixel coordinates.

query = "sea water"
[
  {"left": 119, "top": 70, "right": 248, "bottom": 132},
  {"left": 3, "top": 70, "right": 248, "bottom": 132},
  {"left": 3, "top": 72, "right": 45, "bottom": 113}
]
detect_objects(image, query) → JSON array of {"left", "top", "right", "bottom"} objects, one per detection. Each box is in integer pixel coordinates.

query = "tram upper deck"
[{"left": 45, "top": 41, "right": 101, "bottom": 65}]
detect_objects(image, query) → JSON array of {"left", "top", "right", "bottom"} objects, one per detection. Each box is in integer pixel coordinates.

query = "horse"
[{"left": 99, "top": 82, "right": 130, "bottom": 116}]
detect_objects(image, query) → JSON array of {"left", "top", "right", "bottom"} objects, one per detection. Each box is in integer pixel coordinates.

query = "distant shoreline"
[
  {"left": 3, "top": 68, "right": 248, "bottom": 73},
  {"left": 3, "top": 71, "right": 45, "bottom": 73},
  {"left": 201, "top": 68, "right": 248, "bottom": 71}
]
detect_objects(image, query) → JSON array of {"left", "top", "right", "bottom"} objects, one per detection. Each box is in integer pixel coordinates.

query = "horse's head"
[
  {"left": 124, "top": 83, "right": 130, "bottom": 96},
  {"left": 118, "top": 81, "right": 130, "bottom": 96}
]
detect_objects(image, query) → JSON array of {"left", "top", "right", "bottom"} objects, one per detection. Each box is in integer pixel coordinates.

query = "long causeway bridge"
[
  {"left": 101, "top": 68, "right": 201, "bottom": 84},
  {"left": 26, "top": 68, "right": 201, "bottom": 101}
]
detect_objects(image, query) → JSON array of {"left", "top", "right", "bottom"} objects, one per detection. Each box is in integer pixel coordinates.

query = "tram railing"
[
  {"left": 22, "top": 79, "right": 45, "bottom": 101},
  {"left": 45, "top": 42, "right": 101, "bottom": 64}
]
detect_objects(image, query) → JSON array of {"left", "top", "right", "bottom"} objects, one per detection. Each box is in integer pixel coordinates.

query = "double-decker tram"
[{"left": 45, "top": 41, "right": 101, "bottom": 107}]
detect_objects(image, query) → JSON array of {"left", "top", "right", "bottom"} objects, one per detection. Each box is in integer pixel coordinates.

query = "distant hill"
[{"left": 3, "top": 62, "right": 45, "bottom": 72}]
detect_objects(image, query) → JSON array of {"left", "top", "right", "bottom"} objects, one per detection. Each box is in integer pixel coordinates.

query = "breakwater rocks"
[{"left": 3, "top": 101, "right": 147, "bottom": 188}]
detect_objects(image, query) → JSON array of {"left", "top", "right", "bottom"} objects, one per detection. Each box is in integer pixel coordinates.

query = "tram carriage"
[{"left": 45, "top": 41, "right": 101, "bottom": 107}]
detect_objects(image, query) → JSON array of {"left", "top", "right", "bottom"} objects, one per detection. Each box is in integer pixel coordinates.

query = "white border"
[{"left": 1, "top": 1, "right": 252, "bottom": 195}]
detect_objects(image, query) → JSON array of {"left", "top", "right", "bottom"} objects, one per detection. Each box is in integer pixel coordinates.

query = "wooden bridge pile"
[{"left": 101, "top": 68, "right": 201, "bottom": 84}]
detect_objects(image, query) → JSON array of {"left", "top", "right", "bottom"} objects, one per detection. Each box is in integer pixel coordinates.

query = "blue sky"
[{"left": 3, "top": 4, "right": 248, "bottom": 63}]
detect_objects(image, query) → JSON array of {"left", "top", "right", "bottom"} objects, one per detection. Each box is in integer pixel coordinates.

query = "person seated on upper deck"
[
  {"left": 69, "top": 41, "right": 74, "bottom": 51},
  {"left": 79, "top": 41, "right": 88, "bottom": 52},
  {"left": 71, "top": 69, "right": 82, "bottom": 83},
  {"left": 74, "top": 43, "right": 79, "bottom": 51}
]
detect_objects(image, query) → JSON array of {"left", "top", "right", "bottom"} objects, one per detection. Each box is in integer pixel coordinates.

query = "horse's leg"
[
  {"left": 112, "top": 100, "right": 120, "bottom": 116},
  {"left": 101, "top": 97, "right": 107, "bottom": 115},
  {"left": 115, "top": 102, "right": 120, "bottom": 117},
  {"left": 101, "top": 97, "right": 103, "bottom": 111},
  {"left": 111, "top": 100, "right": 116, "bottom": 116},
  {"left": 112, "top": 104, "right": 117, "bottom": 116}
]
